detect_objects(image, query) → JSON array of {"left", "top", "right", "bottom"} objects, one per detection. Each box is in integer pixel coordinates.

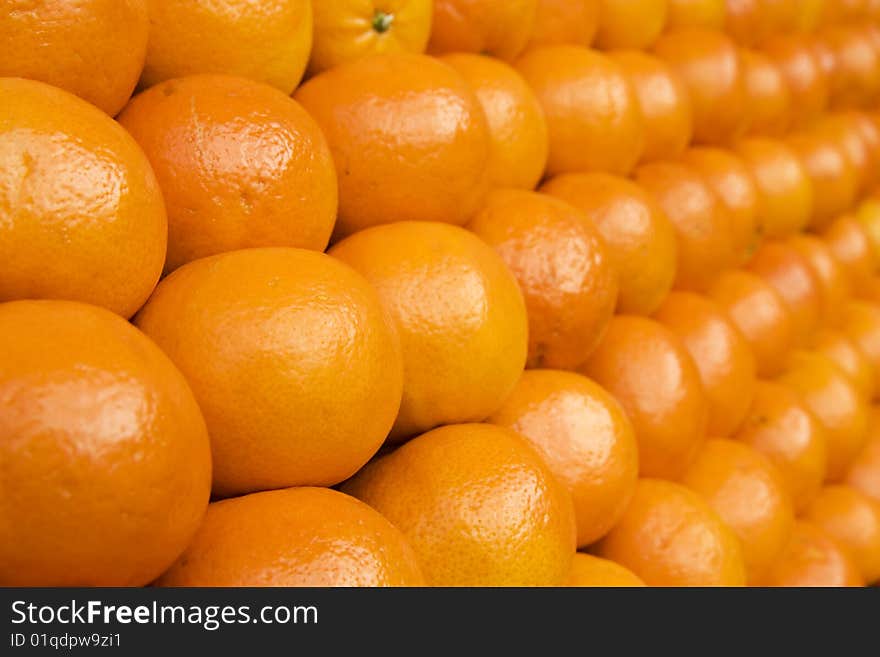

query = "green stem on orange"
[{"left": 372, "top": 10, "right": 394, "bottom": 33}]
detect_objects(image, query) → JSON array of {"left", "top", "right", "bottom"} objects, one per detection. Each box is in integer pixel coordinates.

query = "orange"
[
  {"left": 441, "top": 54, "right": 549, "bottom": 191},
  {"left": 653, "top": 28, "right": 746, "bottom": 145},
  {"left": 740, "top": 48, "right": 792, "bottom": 137},
  {"left": 540, "top": 172, "right": 677, "bottom": 315},
  {"left": 803, "top": 485, "right": 880, "bottom": 583},
  {"left": 841, "top": 301, "right": 880, "bottom": 395},
  {"left": 308, "top": 1, "right": 432, "bottom": 76},
  {"left": 0, "top": 78, "right": 166, "bottom": 318},
  {"left": 815, "top": 113, "right": 877, "bottom": 195},
  {"left": 787, "top": 131, "right": 858, "bottom": 231},
  {"left": 789, "top": 234, "right": 852, "bottom": 327},
  {"left": 681, "top": 147, "right": 762, "bottom": 265},
  {"left": 793, "top": 0, "right": 827, "bottom": 34},
  {"left": 747, "top": 241, "right": 823, "bottom": 347},
  {"left": 427, "top": 0, "right": 537, "bottom": 61},
  {"left": 467, "top": 190, "right": 617, "bottom": 370},
  {"left": 733, "top": 380, "right": 828, "bottom": 513},
  {"left": 856, "top": 197, "right": 880, "bottom": 261},
  {"left": 141, "top": 0, "right": 312, "bottom": 94},
  {"left": 157, "top": 488, "right": 425, "bottom": 587},
  {"left": 859, "top": 276, "right": 880, "bottom": 306},
  {"left": 330, "top": 222, "right": 527, "bottom": 440},
  {"left": 134, "top": 248, "right": 403, "bottom": 497},
  {"left": 734, "top": 138, "right": 813, "bottom": 239},
  {"left": 0, "top": 0, "right": 147, "bottom": 116},
  {"left": 527, "top": 0, "right": 601, "bottom": 48},
  {"left": 762, "top": 0, "right": 800, "bottom": 36},
  {"left": 609, "top": 50, "right": 693, "bottom": 163},
  {"left": 0, "top": 300, "right": 211, "bottom": 586},
  {"left": 295, "top": 54, "right": 490, "bottom": 240},
  {"left": 813, "top": 329, "right": 876, "bottom": 400},
  {"left": 634, "top": 161, "right": 736, "bottom": 292},
  {"left": 778, "top": 351, "right": 869, "bottom": 482},
  {"left": 343, "top": 423, "right": 577, "bottom": 586},
  {"left": 707, "top": 270, "right": 795, "bottom": 377},
  {"left": 843, "top": 406, "right": 880, "bottom": 503},
  {"left": 595, "top": 478, "right": 747, "bottom": 586},
  {"left": 822, "top": 215, "right": 877, "bottom": 293},
  {"left": 488, "top": 369, "right": 639, "bottom": 547},
  {"left": 761, "top": 521, "right": 864, "bottom": 587},
  {"left": 595, "top": 0, "right": 668, "bottom": 50},
  {"left": 580, "top": 315, "right": 709, "bottom": 479},
  {"left": 654, "top": 292, "right": 757, "bottom": 437},
  {"left": 763, "top": 35, "right": 830, "bottom": 127},
  {"left": 821, "top": 25, "right": 880, "bottom": 109},
  {"left": 567, "top": 553, "right": 646, "bottom": 587},
  {"left": 515, "top": 46, "right": 644, "bottom": 176},
  {"left": 725, "top": 0, "right": 771, "bottom": 46},
  {"left": 118, "top": 75, "right": 337, "bottom": 274},
  {"left": 665, "top": 0, "right": 726, "bottom": 30}
]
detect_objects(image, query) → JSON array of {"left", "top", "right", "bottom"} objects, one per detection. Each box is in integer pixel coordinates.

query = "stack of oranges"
[{"left": 3, "top": 0, "right": 880, "bottom": 588}]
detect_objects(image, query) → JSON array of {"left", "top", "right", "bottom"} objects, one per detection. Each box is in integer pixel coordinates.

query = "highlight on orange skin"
[
  {"left": 843, "top": 406, "right": 880, "bottom": 504},
  {"left": 841, "top": 301, "right": 880, "bottom": 397},
  {"left": 788, "top": 234, "right": 853, "bottom": 328},
  {"left": 760, "top": 521, "right": 864, "bottom": 587},
  {"left": 812, "top": 329, "right": 876, "bottom": 401},
  {"left": 740, "top": 48, "right": 792, "bottom": 137},
  {"left": 822, "top": 214, "right": 877, "bottom": 293},
  {"left": 763, "top": 34, "right": 830, "bottom": 128}
]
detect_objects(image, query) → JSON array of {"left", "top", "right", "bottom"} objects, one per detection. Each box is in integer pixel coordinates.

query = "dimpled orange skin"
[
  {"left": 0, "top": 0, "right": 147, "bottom": 116},
  {"left": 787, "top": 133, "right": 858, "bottom": 231},
  {"left": 707, "top": 270, "right": 795, "bottom": 377},
  {"left": 813, "top": 329, "right": 875, "bottom": 401},
  {"left": 634, "top": 161, "right": 736, "bottom": 292},
  {"left": 609, "top": 50, "right": 694, "bottom": 163},
  {"left": 295, "top": 54, "right": 490, "bottom": 241},
  {"left": 467, "top": 191, "right": 617, "bottom": 370},
  {"left": 427, "top": 0, "right": 537, "bottom": 61},
  {"left": 516, "top": 46, "right": 645, "bottom": 177},
  {"left": 0, "top": 78, "right": 166, "bottom": 319},
  {"left": 595, "top": 479, "right": 747, "bottom": 586},
  {"left": 595, "top": 0, "right": 668, "bottom": 50},
  {"left": 665, "top": 0, "right": 726, "bottom": 30},
  {"left": 540, "top": 172, "right": 677, "bottom": 315},
  {"left": 308, "top": 1, "right": 433, "bottom": 76},
  {"left": 653, "top": 29, "right": 746, "bottom": 145},
  {"left": 682, "top": 439, "right": 795, "bottom": 583},
  {"left": 821, "top": 26, "right": 880, "bottom": 109},
  {"left": 0, "top": 300, "right": 211, "bottom": 586},
  {"left": 733, "top": 380, "right": 828, "bottom": 513},
  {"left": 778, "top": 351, "right": 869, "bottom": 482},
  {"left": 134, "top": 248, "right": 403, "bottom": 498},
  {"left": 141, "top": 0, "right": 312, "bottom": 94},
  {"left": 803, "top": 485, "right": 880, "bottom": 583},
  {"left": 117, "top": 75, "right": 337, "bottom": 274},
  {"left": 527, "top": 0, "right": 601, "bottom": 48},
  {"left": 567, "top": 553, "right": 646, "bottom": 587},
  {"left": 789, "top": 234, "right": 852, "bottom": 327},
  {"left": 654, "top": 292, "right": 757, "bottom": 437},
  {"left": 763, "top": 35, "right": 830, "bottom": 127},
  {"left": 330, "top": 222, "right": 527, "bottom": 440},
  {"left": 734, "top": 138, "right": 814, "bottom": 239},
  {"left": 441, "top": 55, "right": 549, "bottom": 191},
  {"left": 156, "top": 488, "right": 425, "bottom": 587},
  {"left": 761, "top": 521, "right": 864, "bottom": 587},
  {"left": 822, "top": 215, "right": 877, "bottom": 293},
  {"left": 841, "top": 301, "right": 880, "bottom": 395},
  {"left": 740, "top": 49, "right": 792, "bottom": 137},
  {"left": 580, "top": 316, "right": 709, "bottom": 479},
  {"left": 844, "top": 406, "right": 880, "bottom": 503},
  {"left": 487, "top": 369, "right": 638, "bottom": 547},
  {"left": 343, "top": 423, "right": 577, "bottom": 587}
]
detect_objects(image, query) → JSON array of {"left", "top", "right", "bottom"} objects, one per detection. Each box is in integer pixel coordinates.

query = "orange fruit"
[
  {"left": 707, "top": 269, "right": 795, "bottom": 377},
  {"left": 156, "top": 488, "right": 425, "bottom": 587},
  {"left": 822, "top": 215, "right": 877, "bottom": 293},
  {"left": 763, "top": 34, "right": 830, "bottom": 127},
  {"left": 527, "top": 0, "right": 601, "bottom": 48},
  {"left": 653, "top": 28, "right": 746, "bottom": 145},
  {"left": 843, "top": 406, "right": 880, "bottom": 503},
  {"left": 856, "top": 197, "right": 880, "bottom": 261},
  {"left": 134, "top": 248, "right": 403, "bottom": 497},
  {"left": 295, "top": 54, "right": 490, "bottom": 240},
  {"left": 634, "top": 160, "right": 736, "bottom": 292},
  {"left": 654, "top": 292, "right": 757, "bottom": 437},
  {"left": 595, "top": 0, "right": 668, "bottom": 50},
  {"left": 515, "top": 46, "right": 644, "bottom": 176},
  {"left": 427, "top": 0, "right": 537, "bottom": 61},
  {"left": 815, "top": 113, "right": 878, "bottom": 195},
  {"left": 467, "top": 190, "right": 617, "bottom": 370},
  {"left": 665, "top": 0, "right": 726, "bottom": 30},
  {"left": 778, "top": 351, "right": 869, "bottom": 482},
  {"left": 441, "top": 54, "right": 549, "bottom": 191},
  {"left": 813, "top": 329, "right": 876, "bottom": 400},
  {"left": 0, "top": 0, "right": 148, "bottom": 116},
  {"left": 595, "top": 478, "right": 747, "bottom": 586},
  {"left": 580, "top": 315, "right": 709, "bottom": 479},
  {"left": 681, "top": 147, "right": 762, "bottom": 265},
  {"left": 308, "top": 0, "right": 432, "bottom": 76},
  {"left": 859, "top": 276, "right": 880, "bottom": 306},
  {"left": 118, "top": 75, "right": 337, "bottom": 274},
  {"left": 540, "top": 172, "right": 677, "bottom": 316},
  {"left": 343, "top": 423, "right": 577, "bottom": 586},
  {"left": 609, "top": 50, "right": 693, "bottom": 163},
  {"left": 141, "top": 0, "right": 312, "bottom": 94},
  {"left": 762, "top": 0, "right": 800, "bottom": 36},
  {"left": 567, "top": 553, "right": 646, "bottom": 587},
  {"left": 733, "top": 380, "right": 828, "bottom": 513},
  {"left": 789, "top": 234, "right": 852, "bottom": 327},
  {"left": 734, "top": 138, "right": 814, "bottom": 239},
  {"left": 0, "top": 300, "right": 211, "bottom": 586},
  {"left": 793, "top": 0, "right": 827, "bottom": 34},
  {"left": 787, "top": 131, "right": 858, "bottom": 231},
  {"left": 760, "top": 521, "right": 864, "bottom": 587},
  {"left": 725, "top": 0, "right": 771, "bottom": 46},
  {"left": 330, "top": 222, "right": 527, "bottom": 440},
  {"left": 747, "top": 240, "right": 824, "bottom": 347},
  {"left": 802, "top": 485, "right": 880, "bottom": 583},
  {"left": 841, "top": 301, "right": 880, "bottom": 395},
  {"left": 0, "top": 78, "right": 166, "bottom": 318},
  {"left": 488, "top": 369, "right": 639, "bottom": 547},
  {"left": 740, "top": 48, "right": 792, "bottom": 137},
  {"left": 821, "top": 25, "right": 880, "bottom": 109}
]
